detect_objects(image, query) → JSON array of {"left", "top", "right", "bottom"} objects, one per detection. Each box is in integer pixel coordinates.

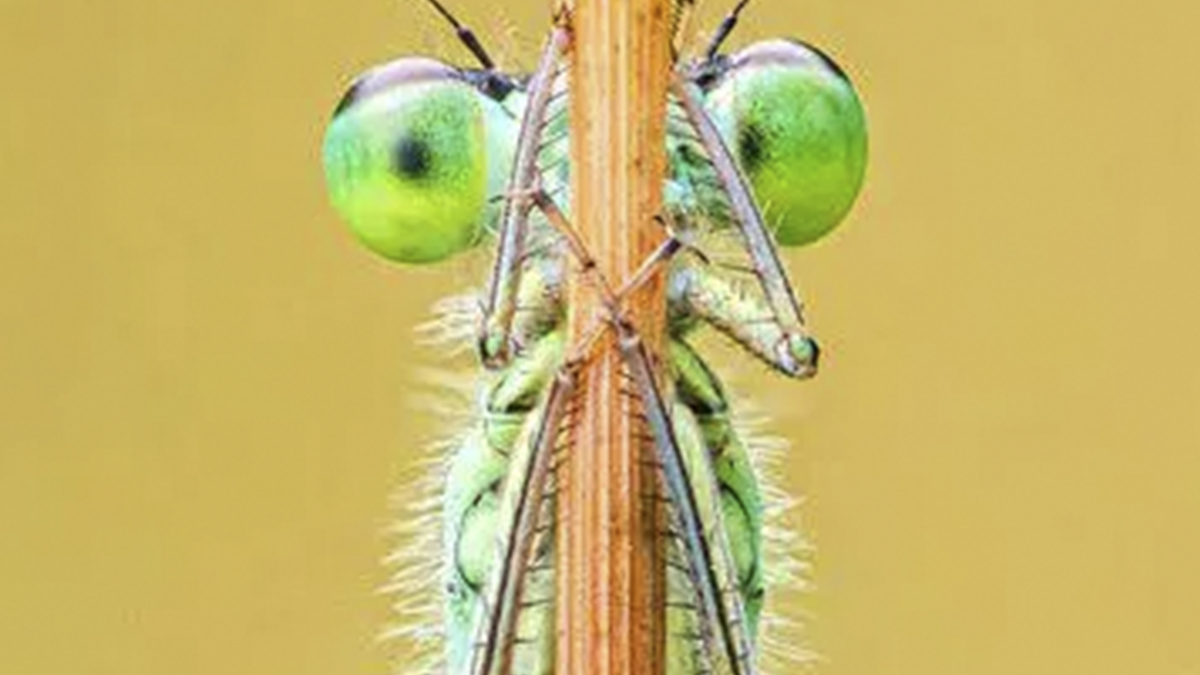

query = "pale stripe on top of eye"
[
  {"left": 727, "top": 38, "right": 851, "bottom": 84},
  {"left": 333, "top": 57, "right": 465, "bottom": 118}
]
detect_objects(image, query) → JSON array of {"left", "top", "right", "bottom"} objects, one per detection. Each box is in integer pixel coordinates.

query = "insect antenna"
[
  {"left": 704, "top": 0, "right": 751, "bottom": 61},
  {"left": 417, "top": 0, "right": 518, "bottom": 99},
  {"left": 419, "top": 0, "right": 496, "bottom": 70}
]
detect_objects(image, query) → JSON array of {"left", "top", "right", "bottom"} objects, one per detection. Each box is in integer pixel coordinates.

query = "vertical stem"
[{"left": 556, "top": 0, "right": 673, "bottom": 674}]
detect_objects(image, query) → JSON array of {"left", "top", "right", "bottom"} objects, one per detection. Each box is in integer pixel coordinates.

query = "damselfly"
[{"left": 322, "top": 0, "right": 866, "bottom": 672}]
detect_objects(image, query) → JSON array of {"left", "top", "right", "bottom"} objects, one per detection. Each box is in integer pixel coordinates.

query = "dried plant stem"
[{"left": 556, "top": 0, "right": 674, "bottom": 673}]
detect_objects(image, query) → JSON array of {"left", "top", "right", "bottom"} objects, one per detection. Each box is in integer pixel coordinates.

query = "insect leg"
[
  {"left": 673, "top": 255, "right": 819, "bottom": 378},
  {"left": 702, "top": 0, "right": 751, "bottom": 62},
  {"left": 669, "top": 75, "right": 817, "bottom": 374},
  {"left": 470, "top": 357, "right": 580, "bottom": 675},
  {"left": 479, "top": 23, "right": 570, "bottom": 368},
  {"left": 529, "top": 190, "right": 685, "bottom": 310},
  {"left": 616, "top": 320, "right": 758, "bottom": 675},
  {"left": 525, "top": 188, "right": 757, "bottom": 673},
  {"left": 669, "top": 338, "right": 766, "bottom": 634},
  {"left": 530, "top": 185, "right": 813, "bottom": 377},
  {"left": 446, "top": 331, "right": 565, "bottom": 675}
]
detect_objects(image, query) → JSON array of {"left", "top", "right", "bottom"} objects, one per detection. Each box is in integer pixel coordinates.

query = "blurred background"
[{"left": 2, "top": 0, "right": 1198, "bottom": 673}]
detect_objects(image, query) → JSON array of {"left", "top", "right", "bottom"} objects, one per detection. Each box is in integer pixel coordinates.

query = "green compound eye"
[
  {"left": 323, "top": 58, "right": 518, "bottom": 264},
  {"left": 705, "top": 40, "right": 868, "bottom": 247}
]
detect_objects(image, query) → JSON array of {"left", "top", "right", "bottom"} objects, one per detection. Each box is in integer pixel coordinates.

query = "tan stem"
[{"left": 556, "top": 0, "right": 673, "bottom": 673}]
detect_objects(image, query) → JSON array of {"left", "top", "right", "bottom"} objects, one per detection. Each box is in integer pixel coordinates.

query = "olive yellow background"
[{"left": 3, "top": 0, "right": 1198, "bottom": 673}]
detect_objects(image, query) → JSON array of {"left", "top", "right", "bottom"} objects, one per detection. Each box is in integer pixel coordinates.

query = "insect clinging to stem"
[{"left": 322, "top": 0, "right": 867, "bottom": 672}]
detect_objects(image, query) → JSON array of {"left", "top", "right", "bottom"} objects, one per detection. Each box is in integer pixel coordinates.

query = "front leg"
[
  {"left": 479, "top": 23, "right": 570, "bottom": 368},
  {"left": 670, "top": 254, "right": 819, "bottom": 378},
  {"left": 670, "top": 74, "right": 811, "bottom": 346}
]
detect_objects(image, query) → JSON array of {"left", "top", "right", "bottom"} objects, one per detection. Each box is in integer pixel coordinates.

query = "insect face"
[
  {"left": 704, "top": 40, "right": 868, "bottom": 246},
  {"left": 323, "top": 58, "right": 520, "bottom": 263}
]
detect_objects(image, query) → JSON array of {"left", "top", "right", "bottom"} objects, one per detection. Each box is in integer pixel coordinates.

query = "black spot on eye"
[
  {"left": 393, "top": 135, "right": 432, "bottom": 179},
  {"left": 737, "top": 121, "right": 767, "bottom": 174}
]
